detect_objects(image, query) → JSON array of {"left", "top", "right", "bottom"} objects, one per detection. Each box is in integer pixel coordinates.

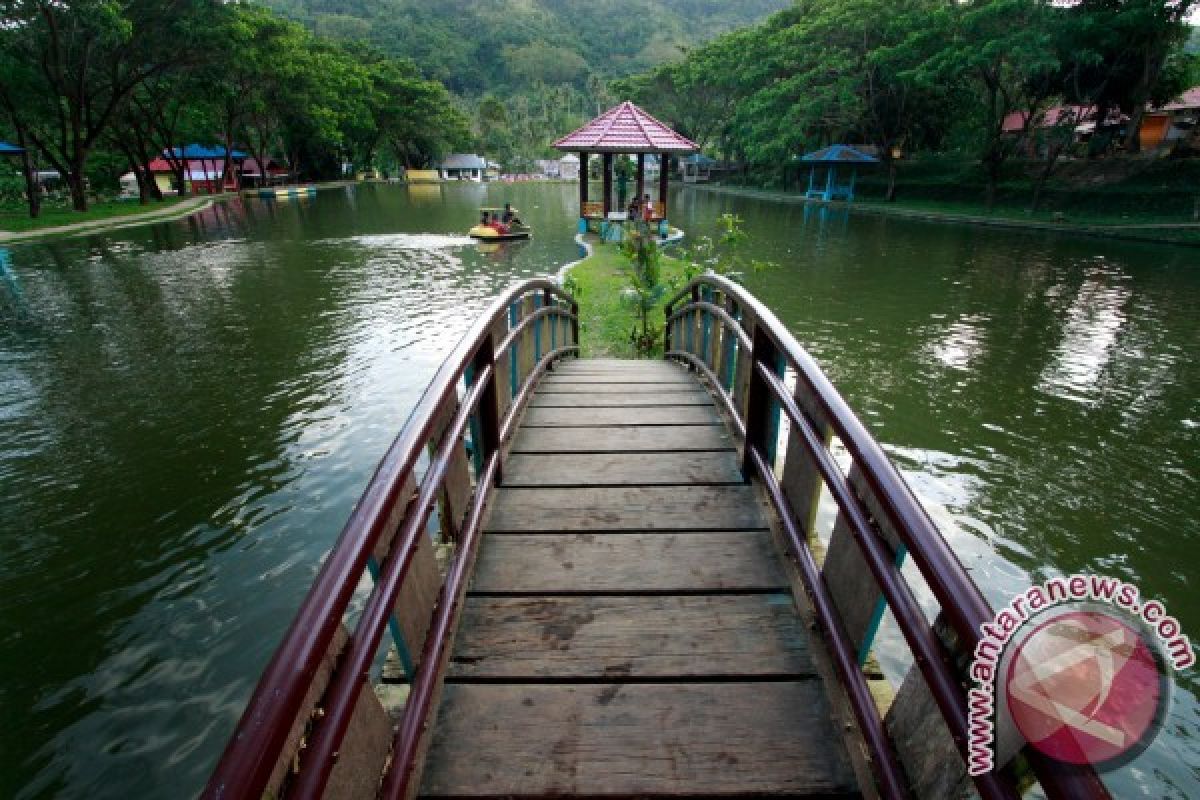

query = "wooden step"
[
  {"left": 485, "top": 486, "right": 766, "bottom": 531},
  {"left": 419, "top": 682, "right": 858, "bottom": 797},
  {"left": 540, "top": 374, "right": 696, "bottom": 385},
  {"left": 519, "top": 405, "right": 722, "bottom": 426},
  {"left": 529, "top": 390, "right": 713, "bottom": 407},
  {"left": 503, "top": 452, "right": 742, "bottom": 486},
  {"left": 510, "top": 425, "right": 734, "bottom": 453},
  {"left": 536, "top": 381, "right": 698, "bottom": 392},
  {"left": 448, "top": 594, "right": 812, "bottom": 679},
  {"left": 470, "top": 532, "right": 785, "bottom": 593}
]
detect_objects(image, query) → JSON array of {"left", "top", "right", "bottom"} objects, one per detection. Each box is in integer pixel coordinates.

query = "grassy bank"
[
  {"left": 852, "top": 157, "right": 1200, "bottom": 225},
  {"left": 566, "top": 239, "right": 690, "bottom": 358},
  {"left": 713, "top": 157, "right": 1200, "bottom": 243},
  {"left": 0, "top": 196, "right": 194, "bottom": 233}
]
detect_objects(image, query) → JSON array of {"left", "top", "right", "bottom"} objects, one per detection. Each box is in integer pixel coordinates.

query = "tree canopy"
[
  {"left": 614, "top": 0, "right": 1199, "bottom": 208},
  {"left": 0, "top": 1, "right": 469, "bottom": 214}
]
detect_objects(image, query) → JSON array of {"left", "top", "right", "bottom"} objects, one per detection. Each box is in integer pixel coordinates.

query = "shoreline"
[
  {"left": 0, "top": 180, "right": 360, "bottom": 244},
  {"left": 684, "top": 184, "right": 1200, "bottom": 247},
  {"left": 0, "top": 196, "right": 215, "bottom": 244}
]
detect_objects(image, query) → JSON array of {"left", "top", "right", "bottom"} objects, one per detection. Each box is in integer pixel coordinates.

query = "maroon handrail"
[
  {"left": 205, "top": 279, "right": 578, "bottom": 800},
  {"left": 664, "top": 275, "right": 1110, "bottom": 800}
]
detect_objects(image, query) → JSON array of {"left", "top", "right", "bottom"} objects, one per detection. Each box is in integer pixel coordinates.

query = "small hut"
[
  {"left": 0, "top": 141, "right": 24, "bottom": 156},
  {"left": 799, "top": 144, "right": 878, "bottom": 202},
  {"left": 553, "top": 101, "right": 697, "bottom": 232}
]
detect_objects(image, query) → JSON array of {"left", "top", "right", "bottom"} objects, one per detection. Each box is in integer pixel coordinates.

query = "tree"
[
  {"left": 921, "top": 0, "right": 1061, "bottom": 209},
  {"left": 0, "top": 0, "right": 221, "bottom": 211}
]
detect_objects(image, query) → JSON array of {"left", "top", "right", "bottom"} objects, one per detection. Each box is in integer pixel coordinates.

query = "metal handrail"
[
  {"left": 205, "top": 279, "right": 578, "bottom": 800},
  {"left": 664, "top": 274, "right": 1109, "bottom": 800}
]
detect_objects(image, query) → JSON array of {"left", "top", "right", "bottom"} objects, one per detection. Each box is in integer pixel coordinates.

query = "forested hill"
[{"left": 260, "top": 0, "right": 792, "bottom": 95}]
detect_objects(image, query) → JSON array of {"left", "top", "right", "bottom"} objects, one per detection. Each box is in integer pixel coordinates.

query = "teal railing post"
[
  {"left": 858, "top": 545, "right": 909, "bottom": 666},
  {"left": 720, "top": 295, "right": 738, "bottom": 392},
  {"left": 533, "top": 292, "right": 543, "bottom": 361},
  {"left": 366, "top": 557, "right": 414, "bottom": 680},
  {"left": 508, "top": 302, "right": 519, "bottom": 398}
]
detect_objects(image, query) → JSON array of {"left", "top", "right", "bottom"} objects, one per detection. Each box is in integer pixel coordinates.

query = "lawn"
[
  {"left": 566, "top": 239, "right": 690, "bottom": 358},
  {"left": 0, "top": 196, "right": 194, "bottom": 233}
]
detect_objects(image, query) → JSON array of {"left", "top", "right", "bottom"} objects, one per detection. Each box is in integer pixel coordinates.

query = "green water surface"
[{"left": 0, "top": 183, "right": 1195, "bottom": 797}]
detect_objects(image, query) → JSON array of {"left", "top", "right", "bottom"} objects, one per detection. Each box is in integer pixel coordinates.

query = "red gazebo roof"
[{"left": 554, "top": 101, "right": 698, "bottom": 153}]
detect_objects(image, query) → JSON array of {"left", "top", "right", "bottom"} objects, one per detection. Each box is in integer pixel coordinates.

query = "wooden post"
[
  {"left": 658, "top": 154, "right": 669, "bottom": 218},
  {"left": 636, "top": 153, "right": 645, "bottom": 208},
  {"left": 602, "top": 153, "right": 613, "bottom": 217},
  {"left": 472, "top": 334, "right": 501, "bottom": 483},
  {"left": 741, "top": 325, "right": 778, "bottom": 479},
  {"left": 578, "top": 152, "right": 588, "bottom": 217}
]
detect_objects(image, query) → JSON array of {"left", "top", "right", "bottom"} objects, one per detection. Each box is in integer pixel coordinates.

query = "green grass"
[
  {"left": 567, "top": 239, "right": 690, "bottom": 358},
  {"left": 0, "top": 196, "right": 193, "bottom": 233}
]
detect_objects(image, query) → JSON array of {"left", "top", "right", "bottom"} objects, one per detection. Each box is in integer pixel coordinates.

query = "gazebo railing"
[
  {"left": 664, "top": 274, "right": 1110, "bottom": 800},
  {"left": 204, "top": 279, "right": 578, "bottom": 800}
]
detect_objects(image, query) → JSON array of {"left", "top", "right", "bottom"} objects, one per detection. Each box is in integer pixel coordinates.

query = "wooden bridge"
[{"left": 205, "top": 279, "right": 1110, "bottom": 800}]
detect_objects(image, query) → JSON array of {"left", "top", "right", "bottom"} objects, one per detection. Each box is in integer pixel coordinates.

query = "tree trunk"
[
  {"left": 15, "top": 131, "right": 40, "bottom": 219},
  {"left": 1124, "top": 105, "right": 1145, "bottom": 154},
  {"left": 885, "top": 160, "right": 897, "bottom": 202},
  {"left": 67, "top": 153, "right": 89, "bottom": 212}
]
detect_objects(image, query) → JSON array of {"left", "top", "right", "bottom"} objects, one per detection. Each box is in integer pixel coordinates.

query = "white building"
[
  {"left": 558, "top": 153, "right": 580, "bottom": 181},
  {"left": 439, "top": 154, "right": 487, "bottom": 181}
]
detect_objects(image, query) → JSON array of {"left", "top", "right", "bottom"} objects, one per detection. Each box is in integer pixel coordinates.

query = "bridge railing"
[
  {"left": 665, "top": 275, "right": 1109, "bottom": 800},
  {"left": 205, "top": 279, "right": 578, "bottom": 800}
]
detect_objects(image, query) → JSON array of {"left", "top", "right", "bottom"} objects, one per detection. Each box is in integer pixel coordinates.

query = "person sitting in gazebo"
[{"left": 641, "top": 193, "right": 654, "bottom": 222}]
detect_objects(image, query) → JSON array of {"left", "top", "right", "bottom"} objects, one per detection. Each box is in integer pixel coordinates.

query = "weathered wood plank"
[
  {"left": 470, "top": 532, "right": 785, "bottom": 592},
  {"left": 823, "top": 466, "right": 906, "bottom": 656},
  {"left": 490, "top": 315, "right": 512, "bottom": 422},
  {"left": 556, "top": 358, "right": 683, "bottom": 369},
  {"left": 428, "top": 400, "right": 473, "bottom": 541},
  {"left": 520, "top": 405, "right": 721, "bottom": 426},
  {"left": 448, "top": 594, "right": 812, "bottom": 678},
  {"left": 540, "top": 374, "right": 695, "bottom": 385},
  {"left": 420, "top": 682, "right": 857, "bottom": 797},
  {"left": 536, "top": 381, "right": 697, "bottom": 392},
  {"left": 503, "top": 452, "right": 743, "bottom": 486},
  {"left": 266, "top": 626, "right": 393, "bottom": 800},
  {"left": 510, "top": 425, "right": 734, "bottom": 453},
  {"left": 529, "top": 390, "right": 714, "bottom": 407},
  {"left": 516, "top": 294, "right": 536, "bottom": 382},
  {"left": 485, "top": 486, "right": 766, "bottom": 531}
]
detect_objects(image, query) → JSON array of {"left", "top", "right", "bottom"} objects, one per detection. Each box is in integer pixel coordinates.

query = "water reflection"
[
  {"left": 1037, "top": 269, "right": 1132, "bottom": 405},
  {"left": 1, "top": 184, "right": 1197, "bottom": 798},
  {"left": 0, "top": 185, "right": 580, "bottom": 799}
]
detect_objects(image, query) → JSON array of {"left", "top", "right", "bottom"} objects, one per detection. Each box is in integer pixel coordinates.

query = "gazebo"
[
  {"left": 553, "top": 101, "right": 697, "bottom": 233},
  {"left": 0, "top": 141, "right": 24, "bottom": 156},
  {"left": 799, "top": 144, "right": 878, "bottom": 202}
]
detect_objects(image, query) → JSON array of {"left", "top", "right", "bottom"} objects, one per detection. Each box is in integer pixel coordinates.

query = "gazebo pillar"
[
  {"left": 825, "top": 166, "right": 835, "bottom": 201},
  {"left": 658, "top": 155, "right": 669, "bottom": 218},
  {"left": 578, "top": 151, "right": 588, "bottom": 217},
  {"left": 602, "top": 153, "right": 613, "bottom": 216},
  {"left": 636, "top": 153, "right": 645, "bottom": 209}
]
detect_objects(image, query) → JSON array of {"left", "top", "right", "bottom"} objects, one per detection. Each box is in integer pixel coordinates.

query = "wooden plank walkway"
[{"left": 420, "top": 359, "right": 859, "bottom": 798}]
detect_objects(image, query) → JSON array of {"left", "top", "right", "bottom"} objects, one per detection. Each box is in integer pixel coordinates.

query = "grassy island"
[{"left": 566, "top": 240, "right": 689, "bottom": 358}]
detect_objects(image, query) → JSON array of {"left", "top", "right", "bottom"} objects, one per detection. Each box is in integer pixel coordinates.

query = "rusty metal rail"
[
  {"left": 665, "top": 274, "right": 1110, "bottom": 800},
  {"left": 205, "top": 279, "right": 578, "bottom": 800}
]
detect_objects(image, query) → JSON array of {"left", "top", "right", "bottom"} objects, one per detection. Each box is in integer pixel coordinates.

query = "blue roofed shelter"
[
  {"left": 0, "top": 140, "right": 25, "bottom": 156},
  {"left": 800, "top": 144, "right": 878, "bottom": 202}
]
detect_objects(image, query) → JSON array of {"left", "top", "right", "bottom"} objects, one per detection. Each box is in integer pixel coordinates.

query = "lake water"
[{"left": 1, "top": 183, "right": 1196, "bottom": 797}]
